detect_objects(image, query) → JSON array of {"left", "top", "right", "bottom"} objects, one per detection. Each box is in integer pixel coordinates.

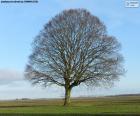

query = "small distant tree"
[{"left": 25, "top": 9, "right": 124, "bottom": 106}]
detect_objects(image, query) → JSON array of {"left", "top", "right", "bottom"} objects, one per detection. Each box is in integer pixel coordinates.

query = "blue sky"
[{"left": 0, "top": 0, "right": 140, "bottom": 100}]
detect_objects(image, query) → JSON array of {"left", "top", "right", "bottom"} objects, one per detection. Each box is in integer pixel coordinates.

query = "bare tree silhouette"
[{"left": 25, "top": 9, "right": 124, "bottom": 106}]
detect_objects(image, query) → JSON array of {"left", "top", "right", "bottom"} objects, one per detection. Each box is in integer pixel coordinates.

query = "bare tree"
[{"left": 25, "top": 9, "right": 124, "bottom": 106}]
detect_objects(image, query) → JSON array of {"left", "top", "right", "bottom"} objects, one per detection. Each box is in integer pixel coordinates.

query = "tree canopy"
[{"left": 25, "top": 9, "right": 124, "bottom": 106}]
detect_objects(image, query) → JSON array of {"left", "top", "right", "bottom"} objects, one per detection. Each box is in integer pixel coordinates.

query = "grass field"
[{"left": 0, "top": 95, "right": 140, "bottom": 115}]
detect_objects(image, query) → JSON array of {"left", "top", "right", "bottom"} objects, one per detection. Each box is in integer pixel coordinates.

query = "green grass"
[{"left": 0, "top": 95, "right": 140, "bottom": 115}]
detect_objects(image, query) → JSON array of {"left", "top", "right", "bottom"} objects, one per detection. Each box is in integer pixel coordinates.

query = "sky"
[{"left": 0, "top": 0, "right": 140, "bottom": 100}]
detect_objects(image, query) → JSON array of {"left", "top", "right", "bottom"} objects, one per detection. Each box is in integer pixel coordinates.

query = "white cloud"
[
  {"left": 0, "top": 69, "right": 24, "bottom": 85},
  {"left": 0, "top": 69, "right": 64, "bottom": 100},
  {"left": 0, "top": 69, "right": 139, "bottom": 100}
]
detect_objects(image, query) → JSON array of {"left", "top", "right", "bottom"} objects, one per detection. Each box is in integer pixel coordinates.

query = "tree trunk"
[{"left": 64, "top": 87, "right": 71, "bottom": 106}]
